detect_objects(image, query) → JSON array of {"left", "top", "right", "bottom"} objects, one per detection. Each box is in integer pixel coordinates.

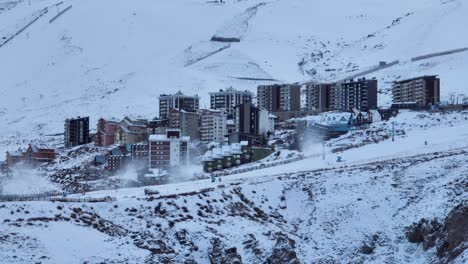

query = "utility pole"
[
  {"left": 392, "top": 122, "right": 395, "bottom": 142},
  {"left": 84, "top": 164, "right": 90, "bottom": 195},
  {"left": 322, "top": 141, "right": 325, "bottom": 160}
]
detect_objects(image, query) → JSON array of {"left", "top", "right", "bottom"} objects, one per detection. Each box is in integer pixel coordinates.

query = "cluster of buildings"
[
  {"left": 3, "top": 74, "right": 445, "bottom": 178},
  {"left": 5, "top": 144, "right": 57, "bottom": 168},
  {"left": 88, "top": 78, "right": 382, "bottom": 175},
  {"left": 62, "top": 76, "right": 444, "bottom": 174},
  {"left": 304, "top": 78, "right": 378, "bottom": 113},
  {"left": 305, "top": 75, "right": 442, "bottom": 113},
  {"left": 155, "top": 88, "right": 276, "bottom": 146},
  {"left": 88, "top": 87, "right": 277, "bottom": 175}
]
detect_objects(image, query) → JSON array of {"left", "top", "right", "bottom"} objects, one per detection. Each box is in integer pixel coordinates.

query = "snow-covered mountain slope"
[
  {"left": 1, "top": 137, "right": 467, "bottom": 263},
  {"left": 0, "top": 111, "right": 467, "bottom": 263},
  {"left": 1, "top": 0, "right": 468, "bottom": 154}
]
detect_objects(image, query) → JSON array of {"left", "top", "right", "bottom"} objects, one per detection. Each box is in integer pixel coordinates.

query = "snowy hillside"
[
  {"left": 1, "top": 0, "right": 468, "bottom": 156},
  {"left": 1, "top": 111, "right": 467, "bottom": 263}
]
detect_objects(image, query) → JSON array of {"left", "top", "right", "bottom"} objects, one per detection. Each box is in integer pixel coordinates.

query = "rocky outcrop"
[
  {"left": 406, "top": 218, "right": 443, "bottom": 250},
  {"left": 264, "top": 233, "right": 302, "bottom": 264},
  {"left": 438, "top": 202, "right": 468, "bottom": 261},
  {"left": 406, "top": 201, "right": 468, "bottom": 263},
  {"left": 209, "top": 238, "right": 242, "bottom": 264},
  {"left": 359, "top": 233, "right": 387, "bottom": 255}
]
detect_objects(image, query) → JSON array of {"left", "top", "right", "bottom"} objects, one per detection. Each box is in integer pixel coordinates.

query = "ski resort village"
[{"left": 0, "top": 0, "right": 467, "bottom": 263}]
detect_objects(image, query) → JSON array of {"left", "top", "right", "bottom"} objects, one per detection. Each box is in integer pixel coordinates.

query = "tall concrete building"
[
  {"left": 209, "top": 87, "right": 253, "bottom": 118},
  {"left": 148, "top": 129, "right": 189, "bottom": 170},
  {"left": 199, "top": 109, "right": 227, "bottom": 144},
  {"left": 159, "top": 91, "right": 199, "bottom": 119},
  {"left": 304, "top": 83, "right": 333, "bottom": 112},
  {"left": 64, "top": 116, "right": 90, "bottom": 148},
  {"left": 392, "top": 76, "right": 440, "bottom": 107},
  {"left": 331, "top": 78, "right": 378, "bottom": 111},
  {"left": 235, "top": 103, "right": 260, "bottom": 135},
  {"left": 229, "top": 103, "right": 264, "bottom": 145},
  {"left": 257, "top": 84, "right": 301, "bottom": 112},
  {"left": 168, "top": 108, "right": 199, "bottom": 141}
]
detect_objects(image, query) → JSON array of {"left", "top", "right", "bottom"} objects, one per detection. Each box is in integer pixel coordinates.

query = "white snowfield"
[
  {"left": 1, "top": 0, "right": 468, "bottom": 156},
  {"left": 0, "top": 111, "right": 467, "bottom": 263}
]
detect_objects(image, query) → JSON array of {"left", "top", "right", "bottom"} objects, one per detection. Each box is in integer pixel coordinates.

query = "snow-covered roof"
[
  {"left": 149, "top": 134, "right": 190, "bottom": 142},
  {"left": 317, "top": 112, "right": 352, "bottom": 125},
  {"left": 202, "top": 150, "right": 214, "bottom": 162},
  {"left": 203, "top": 142, "right": 245, "bottom": 161},
  {"left": 230, "top": 144, "right": 243, "bottom": 155},
  {"left": 199, "top": 109, "right": 224, "bottom": 115},
  {"left": 30, "top": 144, "right": 52, "bottom": 152},
  {"left": 7, "top": 151, "right": 24, "bottom": 157},
  {"left": 211, "top": 148, "right": 223, "bottom": 159},
  {"left": 149, "top": 135, "right": 167, "bottom": 141},
  {"left": 110, "top": 148, "right": 123, "bottom": 156},
  {"left": 120, "top": 118, "right": 147, "bottom": 128}
]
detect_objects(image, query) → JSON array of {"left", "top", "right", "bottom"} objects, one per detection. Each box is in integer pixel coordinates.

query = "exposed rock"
[
  {"left": 359, "top": 233, "right": 388, "bottom": 255},
  {"left": 209, "top": 238, "right": 242, "bottom": 264},
  {"left": 175, "top": 229, "right": 198, "bottom": 252},
  {"left": 437, "top": 201, "right": 468, "bottom": 261},
  {"left": 243, "top": 234, "right": 263, "bottom": 261},
  {"left": 264, "top": 232, "right": 301, "bottom": 264},
  {"left": 406, "top": 218, "right": 443, "bottom": 250},
  {"left": 406, "top": 201, "right": 468, "bottom": 263}
]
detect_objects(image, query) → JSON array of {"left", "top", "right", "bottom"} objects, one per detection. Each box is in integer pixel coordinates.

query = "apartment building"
[
  {"left": 201, "top": 142, "right": 250, "bottom": 172},
  {"left": 304, "top": 83, "right": 333, "bottom": 112},
  {"left": 331, "top": 78, "right": 378, "bottom": 111},
  {"left": 148, "top": 129, "right": 189, "bottom": 170},
  {"left": 209, "top": 87, "right": 253, "bottom": 118},
  {"left": 257, "top": 84, "right": 301, "bottom": 112},
  {"left": 228, "top": 102, "right": 266, "bottom": 145},
  {"left": 392, "top": 75, "right": 440, "bottom": 107},
  {"left": 199, "top": 109, "right": 227, "bottom": 144},
  {"left": 114, "top": 117, "right": 148, "bottom": 145},
  {"left": 159, "top": 91, "right": 199, "bottom": 119},
  {"left": 64, "top": 116, "right": 90, "bottom": 148},
  {"left": 168, "top": 108, "right": 199, "bottom": 140},
  {"left": 130, "top": 143, "right": 149, "bottom": 161},
  {"left": 95, "top": 118, "right": 119, "bottom": 147},
  {"left": 235, "top": 102, "right": 260, "bottom": 135}
]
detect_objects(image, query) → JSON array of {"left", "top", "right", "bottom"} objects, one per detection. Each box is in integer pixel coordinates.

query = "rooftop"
[
  {"left": 394, "top": 75, "right": 439, "bottom": 83},
  {"left": 149, "top": 134, "right": 190, "bottom": 142},
  {"left": 210, "top": 87, "right": 253, "bottom": 95},
  {"left": 202, "top": 143, "right": 245, "bottom": 161},
  {"left": 159, "top": 91, "right": 199, "bottom": 98}
]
